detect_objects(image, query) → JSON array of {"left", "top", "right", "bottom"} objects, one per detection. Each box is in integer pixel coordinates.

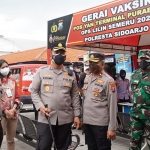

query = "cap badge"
[
  {"left": 90, "top": 54, "right": 94, "bottom": 59},
  {"left": 58, "top": 43, "right": 62, "bottom": 47}
]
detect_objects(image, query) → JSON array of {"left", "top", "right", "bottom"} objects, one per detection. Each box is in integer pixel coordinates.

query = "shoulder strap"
[{"left": 67, "top": 68, "right": 73, "bottom": 76}]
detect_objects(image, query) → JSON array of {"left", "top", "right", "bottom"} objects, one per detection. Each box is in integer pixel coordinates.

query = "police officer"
[
  {"left": 129, "top": 49, "right": 150, "bottom": 150},
  {"left": 83, "top": 52, "right": 117, "bottom": 150},
  {"left": 31, "top": 42, "right": 81, "bottom": 150}
]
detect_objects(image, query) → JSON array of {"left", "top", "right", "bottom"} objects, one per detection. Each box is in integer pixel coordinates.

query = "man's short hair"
[{"left": 85, "top": 68, "right": 89, "bottom": 71}]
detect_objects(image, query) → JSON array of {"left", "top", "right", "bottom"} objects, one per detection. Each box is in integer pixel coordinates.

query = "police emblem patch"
[{"left": 109, "top": 82, "right": 116, "bottom": 93}]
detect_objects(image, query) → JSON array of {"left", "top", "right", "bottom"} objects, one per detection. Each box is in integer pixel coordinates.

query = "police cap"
[
  {"left": 52, "top": 42, "right": 66, "bottom": 51},
  {"left": 88, "top": 52, "right": 105, "bottom": 62}
]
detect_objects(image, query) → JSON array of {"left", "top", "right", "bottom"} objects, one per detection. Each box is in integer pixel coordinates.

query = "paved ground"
[{"left": 1, "top": 111, "right": 149, "bottom": 150}]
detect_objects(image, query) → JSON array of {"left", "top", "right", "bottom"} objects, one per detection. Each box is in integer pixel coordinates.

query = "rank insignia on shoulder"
[
  {"left": 94, "top": 92, "right": 99, "bottom": 97},
  {"left": 97, "top": 79, "right": 104, "bottom": 83},
  {"left": 45, "top": 86, "right": 50, "bottom": 92},
  {"left": 109, "top": 82, "right": 116, "bottom": 93}
]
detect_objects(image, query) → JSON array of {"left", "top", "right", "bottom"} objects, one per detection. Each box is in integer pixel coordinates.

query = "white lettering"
[{"left": 132, "top": 0, "right": 140, "bottom": 9}]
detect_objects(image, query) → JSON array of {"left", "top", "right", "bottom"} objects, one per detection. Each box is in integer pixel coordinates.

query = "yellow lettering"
[
  {"left": 84, "top": 22, "right": 94, "bottom": 28},
  {"left": 137, "top": 10, "right": 142, "bottom": 16},
  {"left": 73, "top": 25, "right": 82, "bottom": 30}
]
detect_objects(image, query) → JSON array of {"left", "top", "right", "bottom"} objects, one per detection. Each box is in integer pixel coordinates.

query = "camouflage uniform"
[{"left": 129, "top": 50, "right": 150, "bottom": 150}]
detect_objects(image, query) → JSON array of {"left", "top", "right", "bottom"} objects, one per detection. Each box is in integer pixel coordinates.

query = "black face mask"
[
  {"left": 140, "top": 60, "right": 150, "bottom": 70},
  {"left": 89, "top": 63, "right": 101, "bottom": 75},
  {"left": 53, "top": 54, "right": 66, "bottom": 65}
]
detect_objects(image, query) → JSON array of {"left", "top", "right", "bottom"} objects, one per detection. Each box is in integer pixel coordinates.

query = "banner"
[
  {"left": 115, "top": 54, "right": 132, "bottom": 80},
  {"left": 67, "top": 0, "right": 150, "bottom": 46},
  {"left": 47, "top": 0, "right": 150, "bottom": 48},
  {"left": 47, "top": 14, "right": 73, "bottom": 48}
]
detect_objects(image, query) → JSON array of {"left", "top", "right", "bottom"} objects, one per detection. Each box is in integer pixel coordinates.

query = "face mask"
[
  {"left": 0, "top": 67, "right": 10, "bottom": 76},
  {"left": 76, "top": 69, "right": 80, "bottom": 72},
  {"left": 53, "top": 54, "right": 66, "bottom": 65},
  {"left": 27, "top": 72, "right": 32, "bottom": 75},
  {"left": 140, "top": 60, "right": 150, "bottom": 70},
  {"left": 89, "top": 63, "right": 101, "bottom": 75}
]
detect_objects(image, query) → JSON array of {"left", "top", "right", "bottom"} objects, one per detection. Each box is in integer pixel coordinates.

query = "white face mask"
[
  {"left": 27, "top": 72, "right": 32, "bottom": 76},
  {"left": 76, "top": 69, "right": 80, "bottom": 72},
  {"left": 0, "top": 67, "right": 10, "bottom": 76}
]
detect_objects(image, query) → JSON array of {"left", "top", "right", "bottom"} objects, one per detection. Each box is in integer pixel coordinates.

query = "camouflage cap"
[
  {"left": 52, "top": 42, "right": 66, "bottom": 51},
  {"left": 88, "top": 52, "right": 105, "bottom": 62},
  {"left": 138, "top": 49, "right": 150, "bottom": 59}
]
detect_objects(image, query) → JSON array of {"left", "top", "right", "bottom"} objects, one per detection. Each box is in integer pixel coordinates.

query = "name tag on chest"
[{"left": 6, "top": 88, "right": 12, "bottom": 98}]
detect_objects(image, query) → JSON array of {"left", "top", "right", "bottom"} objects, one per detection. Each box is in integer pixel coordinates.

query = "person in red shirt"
[{"left": 0, "top": 59, "right": 20, "bottom": 150}]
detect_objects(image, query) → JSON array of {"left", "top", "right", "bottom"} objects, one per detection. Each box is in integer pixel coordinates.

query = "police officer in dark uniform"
[{"left": 31, "top": 42, "right": 81, "bottom": 150}]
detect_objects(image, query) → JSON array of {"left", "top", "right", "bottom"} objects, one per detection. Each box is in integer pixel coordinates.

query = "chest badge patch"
[
  {"left": 45, "top": 86, "right": 50, "bottom": 92},
  {"left": 85, "top": 78, "right": 89, "bottom": 82},
  {"left": 93, "top": 87, "right": 100, "bottom": 92},
  {"left": 97, "top": 79, "right": 104, "bottom": 83},
  {"left": 65, "top": 82, "right": 70, "bottom": 87},
  {"left": 45, "top": 74, "right": 51, "bottom": 77},
  {"left": 94, "top": 92, "right": 99, "bottom": 97},
  {"left": 109, "top": 82, "right": 116, "bottom": 93}
]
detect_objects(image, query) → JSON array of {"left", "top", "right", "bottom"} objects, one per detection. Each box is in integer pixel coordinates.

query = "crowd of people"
[{"left": 0, "top": 42, "right": 150, "bottom": 150}]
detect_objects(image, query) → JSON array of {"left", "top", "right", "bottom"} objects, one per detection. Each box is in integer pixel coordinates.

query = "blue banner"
[{"left": 115, "top": 54, "right": 132, "bottom": 74}]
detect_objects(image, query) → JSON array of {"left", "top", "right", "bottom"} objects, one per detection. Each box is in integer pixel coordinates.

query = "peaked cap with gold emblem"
[
  {"left": 87, "top": 52, "right": 105, "bottom": 62},
  {"left": 52, "top": 42, "right": 66, "bottom": 51}
]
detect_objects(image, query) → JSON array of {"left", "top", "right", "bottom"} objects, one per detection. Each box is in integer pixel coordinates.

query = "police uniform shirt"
[
  {"left": 83, "top": 71, "right": 117, "bottom": 130},
  {"left": 31, "top": 65, "right": 81, "bottom": 125}
]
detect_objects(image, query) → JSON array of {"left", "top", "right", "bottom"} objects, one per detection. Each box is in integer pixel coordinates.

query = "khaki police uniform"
[
  {"left": 31, "top": 65, "right": 80, "bottom": 125},
  {"left": 83, "top": 53, "right": 117, "bottom": 150},
  {"left": 83, "top": 71, "right": 117, "bottom": 129},
  {"left": 31, "top": 42, "right": 81, "bottom": 150}
]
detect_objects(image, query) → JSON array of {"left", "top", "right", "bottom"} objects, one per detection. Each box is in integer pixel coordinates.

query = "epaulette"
[
  {"left": 40, "top": 65, "right": 49, "bottom": 69},
  {"left": 67, "top": 68, "right": 73, "bottom": 76}
]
